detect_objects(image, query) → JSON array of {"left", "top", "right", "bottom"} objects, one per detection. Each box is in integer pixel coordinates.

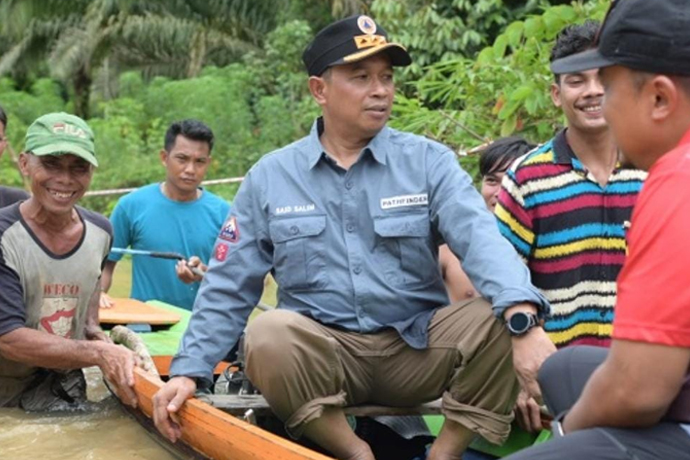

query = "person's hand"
[
  {"left": 514, "top": 388, "right": 544, "bottom": 433},
  {"left": 175, "top": 256, "right": 207, "bottom": 284},
  {"left": 99, "top": 292, "right": 115, "bottom": 309},
  {"left": 511, "top": 326, "right": 556, "bottom": 403},
  {"left": 153, "top": 376, "right": 197, "bottom": 442},
  {"left": 96, "top": 342, "right": 139, "bottom": 407},
  {"left": 85, "top": 323, "right": 112, "bottom": 344}
]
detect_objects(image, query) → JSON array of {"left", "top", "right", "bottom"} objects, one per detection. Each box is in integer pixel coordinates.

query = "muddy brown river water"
[{"left": 0, "top": 368, "right": 179, "bottom": 460}]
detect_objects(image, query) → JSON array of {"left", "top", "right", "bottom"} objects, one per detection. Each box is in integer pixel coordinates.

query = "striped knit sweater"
[{"left": 495, "top": 130, "right": 646, "bottom": 348}]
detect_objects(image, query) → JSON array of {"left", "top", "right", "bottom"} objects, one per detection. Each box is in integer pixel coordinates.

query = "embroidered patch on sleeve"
[
  {"left": 219, "top": 216, "right": 240, "bottom": 242},
  {"left": 215, "top": 243, "right": 229, "bottom": 261}
]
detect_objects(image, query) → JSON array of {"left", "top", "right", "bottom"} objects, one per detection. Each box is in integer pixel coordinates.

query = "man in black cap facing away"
[
  {"left": 505, "top": 0, "right": 690, "bottom": 459},
  {"left": 153, "top": 15, "right": 553, "bottom": 460}
]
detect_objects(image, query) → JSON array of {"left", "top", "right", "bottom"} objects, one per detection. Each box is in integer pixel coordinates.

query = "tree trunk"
[{"left": 73, "top": 66, "right": 92, "bottom": 119}]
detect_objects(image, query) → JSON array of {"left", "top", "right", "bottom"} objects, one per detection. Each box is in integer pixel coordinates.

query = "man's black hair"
[
  {"left": 164, "top": 119, "right": 214, "bottom": 153},
  {"left": 0, "top": 105, "right": 7, "bottom": 129},
  {"left": 550, "top": 20, "right": 600, "bottom": 82},
  {"left": 479, "top": 136, "right": 536, "bottom": 177}
]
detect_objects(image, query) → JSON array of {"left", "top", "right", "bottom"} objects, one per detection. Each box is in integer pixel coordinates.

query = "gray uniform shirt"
[{"left": 171, "top": 119, "right": 549, "bottom": 383}]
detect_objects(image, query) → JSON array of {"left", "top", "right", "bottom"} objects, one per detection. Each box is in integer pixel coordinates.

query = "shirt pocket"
[
  {"left": 373, "top": 213, "right": 436, "bottom": 288},
  {"left": 269, "top": 215, "right": 327, "bottom": 291}
]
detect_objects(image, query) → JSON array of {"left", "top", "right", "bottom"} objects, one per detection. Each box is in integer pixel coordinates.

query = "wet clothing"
[
  {"left": 14, "top": 369, "right": 88, "bottom": 411},
  {"left": 170, "top": 118, "right": 548, "bottom": 439},
  {"left": 108, "top": 184, "right": 230, "bottom": 310},
  {"left": 0, "top": 186, "right": 29, "bottom": 208},
  {"left": 496, "top": 130, "right": 646, "bottom": 347},
  {"left": 0, "top": 203, "right": 112, "bottom": 408}
]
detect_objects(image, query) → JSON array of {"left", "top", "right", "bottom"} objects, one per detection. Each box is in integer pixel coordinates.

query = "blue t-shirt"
[{"left": 108, "top": 184, "right": 230, "bottom": 310}]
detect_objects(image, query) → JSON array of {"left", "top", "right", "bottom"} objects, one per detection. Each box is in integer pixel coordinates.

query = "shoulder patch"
[
  {"left": 219, "top": 217, "right": 240, "bottom": 243},
  {"left": 215, "top": 243, "right": 229, "bottom": 261}
]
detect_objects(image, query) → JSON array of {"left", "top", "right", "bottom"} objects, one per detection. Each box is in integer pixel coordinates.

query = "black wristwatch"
[{"left": 506, "top": 311, "right": 540, "bottom": 337}]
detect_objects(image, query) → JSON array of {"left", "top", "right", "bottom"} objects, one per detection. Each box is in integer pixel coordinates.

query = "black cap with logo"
[
  {"left": 551, "top": 0, "right": 690, "bottom": 76},
  {"left": 302, "top": 15, "right": 412, "bottom": 77}
]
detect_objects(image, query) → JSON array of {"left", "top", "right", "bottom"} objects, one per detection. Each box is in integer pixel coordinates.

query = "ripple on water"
[{"left": 0, "top": 368, "right": 179, "bottom": 460}]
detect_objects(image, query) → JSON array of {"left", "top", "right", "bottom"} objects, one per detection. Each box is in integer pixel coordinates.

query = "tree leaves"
[{"left": 389, "top": 0, "right": 610, "bottom": 154}]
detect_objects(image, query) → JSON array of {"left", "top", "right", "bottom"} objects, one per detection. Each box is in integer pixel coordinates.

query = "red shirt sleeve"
[{"left": 613, "top": 152, "right": 690, "bottom": 347}]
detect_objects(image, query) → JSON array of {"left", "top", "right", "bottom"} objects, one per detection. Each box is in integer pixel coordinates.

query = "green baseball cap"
[{"left": 25, "top": 112, "right": 98, "bottom": 167}]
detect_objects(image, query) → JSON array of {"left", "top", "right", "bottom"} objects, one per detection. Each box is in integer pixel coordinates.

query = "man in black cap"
[
  {"left": 153, "top": 15, "right": 554, "bottom": 460},
  {"left": 505, "top": 0, "right": 690, "bottom": 458}
]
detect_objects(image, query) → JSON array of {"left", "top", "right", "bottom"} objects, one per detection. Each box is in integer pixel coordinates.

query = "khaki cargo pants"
[{"left": 244, "top": 298, "right": 518, "bottom": 443}]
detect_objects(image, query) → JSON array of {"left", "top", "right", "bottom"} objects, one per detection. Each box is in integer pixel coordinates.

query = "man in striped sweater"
[{"left": 495, "top": 21, "right": 646, "bottom": 433}]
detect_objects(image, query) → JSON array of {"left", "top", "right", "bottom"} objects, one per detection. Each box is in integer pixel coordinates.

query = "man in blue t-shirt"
[{"left": 100, "top": 120, "right": 230, "bottom": 310}]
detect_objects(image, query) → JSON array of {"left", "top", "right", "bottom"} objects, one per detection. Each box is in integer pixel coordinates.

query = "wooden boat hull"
[
  {"left": 104, "top": 300, "right": 333, "bottom": 460},
  {"left": 125, "top": 367, "right": 334, "bottom": 460}
]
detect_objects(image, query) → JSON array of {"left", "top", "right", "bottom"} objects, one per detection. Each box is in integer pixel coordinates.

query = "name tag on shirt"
[
  {"left": 380, "top": 194, "right": 428, "bottom": 210},
  {"left": 275, "top": 203, "right": 316, "bottom": 215}
]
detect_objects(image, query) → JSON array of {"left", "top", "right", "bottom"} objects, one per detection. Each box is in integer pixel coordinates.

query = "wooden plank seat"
[{"left": 203, "top": 394, "right": 443, "bottom": 418}]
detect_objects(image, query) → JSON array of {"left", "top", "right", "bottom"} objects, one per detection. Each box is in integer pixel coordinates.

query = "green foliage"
[
  {"left": 0, "top": 0, "right": 616, "bottom": 214},
  {"left": 371, "top": 0, "right": 549, "bottom": 82},
  {"left": 389, "top": 0, "right": 610, "bottom": 154},
  {"left": 0, "top": 77, "right": 67, "bottom": 187},
  {"left": 0, "top": 0, "right": 288, "bottom": 118}
]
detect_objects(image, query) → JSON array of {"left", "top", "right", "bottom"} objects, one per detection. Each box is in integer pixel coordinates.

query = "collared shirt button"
[
  {"left": 346, "top": 223, "right": 355, "bottom": 232},
  {"left": 290, "top": 225, "right": 299, "bottom": 235},
  {"left": 345, "top": 181, "right": 353, "bottom": 190},
  {"left": 353, "top": 265, "right": 362, "bottom": 275}
]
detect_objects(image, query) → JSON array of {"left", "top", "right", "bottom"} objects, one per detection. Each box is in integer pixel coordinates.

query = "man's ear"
[
  {"left": 18, "top": 152, "right": 30, "bottom": 176},
  {"left": 550, "top": 81, "right": 562, "bottom": 108},
  {"left": 159, "top": 149, "right": 168, "bottom": 166},
  {"left": 308, "top": 76, "right": 328, "bottom": 105},
  {"left": 649, "top": 75, "right": 678, "bottom": 123}
]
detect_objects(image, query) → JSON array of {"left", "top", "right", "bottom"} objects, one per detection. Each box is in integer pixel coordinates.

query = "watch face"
[{"left": 510, "top": 313, "right": 530, "bottom": 332}]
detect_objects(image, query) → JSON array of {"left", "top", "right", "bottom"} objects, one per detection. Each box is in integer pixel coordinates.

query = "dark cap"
[
  {"left": 551, "top": 0, "right": 690, "bottom": 76},
  {"left": 302, "top": 15, "right": 412, "bottom": 76}
]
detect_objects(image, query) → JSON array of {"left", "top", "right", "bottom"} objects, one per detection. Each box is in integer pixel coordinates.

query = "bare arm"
[
  {"left": 438, "top": 244, "right": 477, "bottom": 303},
  {"left": 100, "top": 260, "right": 117, "bottom": 293},
  {"left": 85, "top": 279, "right": 110, "bottom": 342},
  {"left": 99, "top": 260, "right": 117, "bottom": 308},
  {"left": 1, "top": 326, "right": 109, "bottom": 369},
  {"left": 564, "top": 340, "right": 690, "bottom": 432},
  {"left": 0, "top": 327, "right": 139, "bottom": 406}
]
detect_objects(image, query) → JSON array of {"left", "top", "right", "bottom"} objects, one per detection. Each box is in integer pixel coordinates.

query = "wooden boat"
[
  {"left": 102, "top": 299, "right": 550, "bottom": 459},
  {"left": 130, "top": 366, "right": 335, "bottom": 460},
  {"left": 103, "top": 299, "right": 336, "bottom": 460}
]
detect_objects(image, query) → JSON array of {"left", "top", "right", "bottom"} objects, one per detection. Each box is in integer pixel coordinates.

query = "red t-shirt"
[
  {"left": 613, "top": 129, "right": 690, "bottom": 424},
  {"left": 614, "top": 129, "right": 690, "bottom": 347}
]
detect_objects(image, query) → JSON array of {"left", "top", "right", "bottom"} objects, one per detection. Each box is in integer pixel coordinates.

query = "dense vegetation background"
[{"left": 0, "top": 0, "right": 608, "bottom": 214}]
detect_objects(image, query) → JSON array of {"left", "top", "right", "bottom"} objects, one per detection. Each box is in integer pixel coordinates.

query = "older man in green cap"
[{"left": 0, "top": 112, "right": 138, "bottom": 411}]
